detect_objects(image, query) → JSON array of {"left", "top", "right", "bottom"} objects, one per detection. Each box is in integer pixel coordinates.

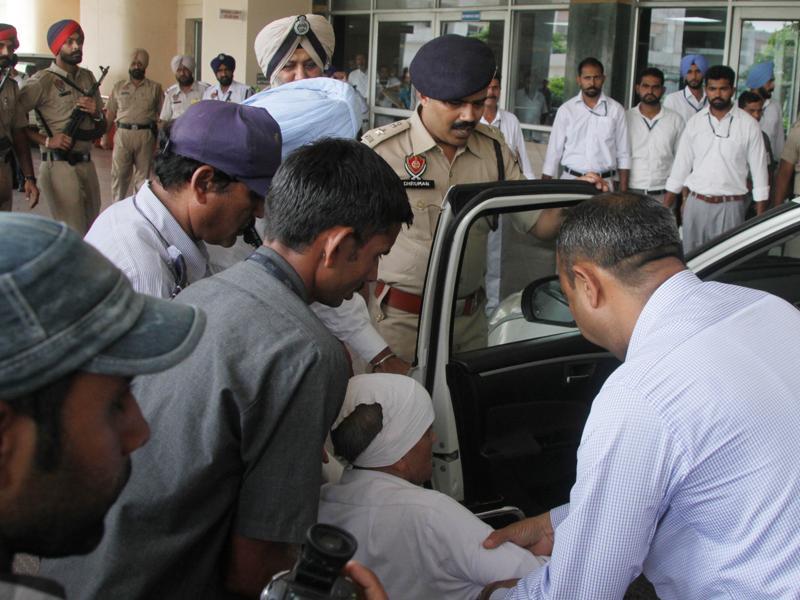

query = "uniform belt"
[
  {"left": 631, "top": 188, "right": 666, "bottom": 196},
  {"left": 691, "top": 191, "right": 746, "bottom": 204},
  {"left": 563, "top": 166, "right": 617, "bottom": 179},
  {"left": 41, "top": 151, "right": 91, "bottom": 164},
  {"left": 375, "top": 282, "right": 481, "bottom": 317},
  {"left": 117, "top": 122, "right": 154, "bottom": 131}
]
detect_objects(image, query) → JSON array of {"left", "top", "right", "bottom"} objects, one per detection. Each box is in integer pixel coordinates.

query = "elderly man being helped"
[{"left": 319, "top": 374, "right": 546, "bottom": 600}]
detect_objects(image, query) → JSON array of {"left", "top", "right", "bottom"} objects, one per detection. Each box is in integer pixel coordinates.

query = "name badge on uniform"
[{"left": 403, "top": 154, "right": 434, "bottom": 189}]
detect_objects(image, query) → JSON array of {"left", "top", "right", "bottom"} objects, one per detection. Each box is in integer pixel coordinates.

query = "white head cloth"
[
  {"left": 171, "top": 54, "right": 196, "bottom": 73},
  {"left": 333, "top": 374, "right": 435, "bottom": 469},
  {"left": 243, "top": 78, "right": 362, "bottom": 159},
  {"left": 254, "top": 14, "right": 334, "bottom": 87}
]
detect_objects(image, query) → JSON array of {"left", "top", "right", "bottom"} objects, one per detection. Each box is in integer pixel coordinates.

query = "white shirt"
[
  {"left": 319, "top": 469, "right": 545, "bottom": 600},
  {"left": 626, "top": 104, "right": 685, "bottom": 190},
  {"left": 481, "top": 108, "right": 536, "bottom": 179},
  {"left": 348, "top": 69, "right": 369, "bottom": 98},
  {"left": 666, "top": 106, "right": 770, "bottom": 201},
  {"left": 202, "top": 80, "right": 252, "bottom": 104},
  {"left": 662, "top": 87, "right": 707, "bottom": 124},
  {"left": 160, "top": 81, "right": 210, "bottom": 122},
  {"left": 85, "top": 182, "right": 211, "bottom": 298},
  {"left": 542, "top": 92, "right": 631, "bottom": 177},
  {"left": 760, "top": 97, "right": 785, "bottom": 160}
]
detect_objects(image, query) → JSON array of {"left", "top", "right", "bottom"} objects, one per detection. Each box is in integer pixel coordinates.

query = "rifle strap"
[
  {"left": 50, "top": 71, "right": 90, "bottom": 95},
  {"left": 34, "top": 109, "right": 54, "bottom": 138}
]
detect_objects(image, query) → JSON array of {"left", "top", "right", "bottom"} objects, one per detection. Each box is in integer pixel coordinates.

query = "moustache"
[
  {"left": 486, "top": 95, "right": 499, "bottom": 100},
  {"left": 451, "top": 120, "right": 477, "bottom": 130}
]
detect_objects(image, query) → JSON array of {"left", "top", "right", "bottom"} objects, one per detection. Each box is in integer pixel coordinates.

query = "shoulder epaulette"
[
  {"left": 474, "top": 122, "right": 507, "bottom": 144},
  {"left": 361, "top": 119, "right": 411, "bottom": 148}
]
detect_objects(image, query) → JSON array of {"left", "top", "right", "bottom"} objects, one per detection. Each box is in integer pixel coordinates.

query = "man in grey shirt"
[{"left": 40, "top": 138, "right": 413, "bottom": 598}]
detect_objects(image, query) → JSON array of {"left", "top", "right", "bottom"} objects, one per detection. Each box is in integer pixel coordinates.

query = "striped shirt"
[{"left": 507, "top": 270, "right": 800, "bottom": 599}]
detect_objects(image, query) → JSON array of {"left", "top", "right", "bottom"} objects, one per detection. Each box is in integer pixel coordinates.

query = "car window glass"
[
  {"left": 707, "top": 229, "right": 800, "bottom": 309},
  {"left": 451, "top": 207, "right": 579, "bottom": 355}
]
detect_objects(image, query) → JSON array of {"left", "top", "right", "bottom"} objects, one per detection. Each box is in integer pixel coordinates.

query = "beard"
[
  {"left": 710, "top": 97, "right": 731, "bottom": 110},
  {"left": 686, "top": 78, "right": 703, "bottom": 89},
  {"left": 641, "top": 93, "right": 660, "bottom": 106},
  {"left": 0, "top": 55, "right": 11, "bottom": 69},
  {"left": 758, "top": 85, "right": 772, "bottom": 100},
  {"left": 129, "top": 68, "right": 145, "bottom": 81},
  {"left": 177, "top": 73, "right": 194, "bottom": 86},
  {"left": 583, "top": 87, "right": 600, "bottom": 97},
  {"left": 60, "top": 49, "right": 83, "bottom": 66},
  {"left": 217, "top": 75, "right": 233, "bottom": 87}
]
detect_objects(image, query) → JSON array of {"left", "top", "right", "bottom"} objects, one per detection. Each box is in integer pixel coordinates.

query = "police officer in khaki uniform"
[
  {"left": 159, "top": 55, "right": 208, "bottom": 124},
  {"left": 103, "top": 48, "right": 163, "bottom": 201},
  {"left": 0, "top": 24, "right": 38, "bottom": 211},
  {"left": 19, "top": 19, "right": 105, "bottom": 234},
  {"left": 364, "top": 35, "right": 565, "bottom": 362}
]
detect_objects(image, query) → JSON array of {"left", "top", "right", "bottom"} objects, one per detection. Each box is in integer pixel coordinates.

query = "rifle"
[{"left": 63, "top": 65, "right": 109, "bottom": 147}]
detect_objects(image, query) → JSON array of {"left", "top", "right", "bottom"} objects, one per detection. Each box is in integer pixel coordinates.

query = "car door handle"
[{"left": 565, "top": 361, "right": 596, "bottom": 384}]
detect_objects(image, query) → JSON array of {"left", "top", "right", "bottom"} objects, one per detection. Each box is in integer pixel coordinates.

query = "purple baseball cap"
[{"left": 169, "top": 100, "right": 282, "bottom": 197}]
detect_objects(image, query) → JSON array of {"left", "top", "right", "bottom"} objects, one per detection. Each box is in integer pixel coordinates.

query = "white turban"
[
  {"left": 254, "top": 14, "right": 334, "bottom": 87},
  {"left": 170, "top": 54, "right": 195, "bottom": 73},
  {"left": 243, "top": 78, "right": 362, "bottom": 159},
  {"left": 333, "top": 374, "right": 435, "bottom": 469}
]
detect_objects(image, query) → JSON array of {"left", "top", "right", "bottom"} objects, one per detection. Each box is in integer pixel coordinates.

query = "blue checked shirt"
[{"left": 507, "top": 270, "right": 800, "bottom": 599}]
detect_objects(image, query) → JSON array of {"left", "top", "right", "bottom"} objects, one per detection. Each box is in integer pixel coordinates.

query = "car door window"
[
  {"left": 451, "top": 207, "right": 578, "bottom": 354},
  {"left": 705, "top": 228, "right": 800, "bottom": 308}
]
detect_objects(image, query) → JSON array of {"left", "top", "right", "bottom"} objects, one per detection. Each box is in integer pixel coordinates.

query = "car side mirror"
[{"left": 521, "top": 275, "right": 577, "bottom": 327}]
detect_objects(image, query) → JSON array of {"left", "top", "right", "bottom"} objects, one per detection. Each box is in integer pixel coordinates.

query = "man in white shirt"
[
  {"left": 664, "top": 65, "right": 769, "bottom": 253},
  {"left": 319, "top": 374, "right": 546, "bottom": 600},
  {"left": 348, "top": 53, "right": 369, "bottom": 98},
  {"left": 663, "top": 54, "right": 708, "bottom": 124},
  {"left": 746, "top": 60, "right": 784, "bottom": 162},
  {"left": 626, "top": 67, "right": 684, "bottom": 203},
  {"left": 203, "top": 53, "right": 253, "bottom": 104},
  {"left": 86, "top": 100, "right": 281, "bottom": 298},
  {"left": 542, "top": 57, "right": 630, "bottom": 190},
  {"left": 159, "top": 55, "right": 208, "bottom": 124}
]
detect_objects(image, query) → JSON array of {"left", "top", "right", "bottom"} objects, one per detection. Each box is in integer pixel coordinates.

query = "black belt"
[
  {"left": 563, "top": 166, "right": 617, "bottom": 179},
  {"left": 631, "top": 188, "right": 666, "bottom": 196},
  {"left": 117, "top": 122, "right": 154, "bottom": 131},
  {"left": 41, "top": 151, "right": 91, "bottom": 164}
]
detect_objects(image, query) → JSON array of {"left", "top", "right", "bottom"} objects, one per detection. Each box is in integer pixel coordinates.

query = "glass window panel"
[
  {"left": 452, "top": 208, "right": 573, "bottom": 354},
  {"left": 332, "top": 15, "right": 370, "bottom": 79},
  {"left": 376, "top": 0, "right": 434, "bottom": 9},
  {"left": 375, "top": 21, "right": 433, "bottom": 110},
  {"left": 510, "top": 11, "right": 568, "bottom": 142},
  {"left": 441, "top": 20, "right": 505, "bottom": 74},
  {"left": 331, "top": 0, "right": 370, "bottom": 9},
  {"left": 635, "top": 8, "right": 727, "bottom": 96},
  {"left": 440, "top": 0, "right": 506, "bottom": 8},
  {"left": 737, "top": 20, "right": 800, "bottom": 131}
]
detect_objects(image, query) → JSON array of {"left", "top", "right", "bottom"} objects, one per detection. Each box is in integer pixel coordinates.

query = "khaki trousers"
[
  {"left": 111, "top": 128, "right": 155, "bottom": 201},
  {"left": 38, "top": 159, "right": 101, "bottom": 235},
  {"left": 368, "top": 288, "right": 488, "bottom": 363},
  {"left": 0, "top": 161, "right": 12, "bottom": 212}
]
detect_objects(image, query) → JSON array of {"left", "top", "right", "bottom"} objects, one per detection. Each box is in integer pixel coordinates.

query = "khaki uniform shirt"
[
  {"left": 19, "top": 63, "right": 104, "bottom": 153},
  {"left": 0, "top": 77, "right": 26, "bottom": 145},
  {"left": 160, "top": 81, "right": 209, "bottom": 122},
  {"left": 780, "top": 123, "right": 800, "bottom": 196},
  {"left": 106, "top": 78, "right": 162, "bottom": 125},
  {"left": 363, "top": 108, "right": 536, "bottom": 296}
]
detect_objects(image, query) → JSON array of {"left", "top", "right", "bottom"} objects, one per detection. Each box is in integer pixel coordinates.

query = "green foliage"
[
  {"left": 549, "top": 76, "right": 565, "bottom": 104},
  {"left": 552, "top": 31, "right": 567, "bottom": 55}
]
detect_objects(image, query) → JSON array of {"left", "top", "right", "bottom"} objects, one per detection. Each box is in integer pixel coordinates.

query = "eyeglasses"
[{"left": 707, "top": 114, "right": 733, "bottom": 139}]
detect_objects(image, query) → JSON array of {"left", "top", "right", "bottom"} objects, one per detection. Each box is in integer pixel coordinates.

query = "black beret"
[
  {"left": 410, "top": 35, "right": 496, "bottom": 101},
  {"left": 211, "top": 53, "right": 236, "bottom": 72}
]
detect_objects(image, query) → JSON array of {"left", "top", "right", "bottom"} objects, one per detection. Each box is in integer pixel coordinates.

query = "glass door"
[
  {"left": 729, "top": 8, "right": 800, "bottom": 131},
  {"left": 371, "top": 14, "right": 435, "bottom": 127},
  {"left": 437, "top": 10, "right": 509, "bottom": 85}
]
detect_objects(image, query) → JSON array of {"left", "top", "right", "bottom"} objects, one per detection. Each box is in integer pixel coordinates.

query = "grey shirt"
[{"left": 40, "top": 247, "right": 349, "bottom": 599}]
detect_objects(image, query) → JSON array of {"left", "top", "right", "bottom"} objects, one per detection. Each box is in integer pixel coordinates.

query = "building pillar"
[
  {"left": 565, "top": 0, "right": 633, "bottom": 103},
  {"left": 80, "top": 0, "right": 178, "bottom": 97}
]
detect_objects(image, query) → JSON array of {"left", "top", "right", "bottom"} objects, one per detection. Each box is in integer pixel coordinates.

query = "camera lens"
[{"left": 307, "top": 524, "right": 357, "bottom": 560}]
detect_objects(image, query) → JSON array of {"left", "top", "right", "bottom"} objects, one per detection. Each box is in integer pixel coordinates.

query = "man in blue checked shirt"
[{"left": 481, "top": 192, "right": 800, "bottom": 600}]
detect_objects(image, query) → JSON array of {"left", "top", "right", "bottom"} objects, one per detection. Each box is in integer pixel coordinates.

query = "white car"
[{"left": 408, "top": 180, "right": 800, "bottom": 518}]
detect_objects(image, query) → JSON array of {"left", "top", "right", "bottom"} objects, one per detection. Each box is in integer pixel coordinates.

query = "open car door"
[{"left": 413, "top": 180, "right": 615, "bottom": 516}]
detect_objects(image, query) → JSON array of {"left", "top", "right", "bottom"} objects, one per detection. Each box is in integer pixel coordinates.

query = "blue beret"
[
  {"left": 680, "top": 54, "right": 708, "bottom": 78},
  {"left": 746, "top": 61, "right": 774, "bottom": 89},
  {"left": 211, "top": 53, "right": 236, "bottom": 72},
  {"left": 410, "top": 35, "right": 496, "bottom": 101}
]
